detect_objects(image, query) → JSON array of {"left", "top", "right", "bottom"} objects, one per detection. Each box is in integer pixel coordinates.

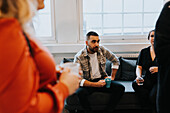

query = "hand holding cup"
[
  {"left": 136, "top": 76, "right": 144, "bottom": 85},
  {"left": 56, "top": 62, "right": 81, "bottom": 95},
  {"left": 105, "top": 78, "right": 111, "bottom": 88}
]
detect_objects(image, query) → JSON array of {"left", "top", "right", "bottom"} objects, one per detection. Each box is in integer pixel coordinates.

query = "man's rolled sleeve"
[
  {"left": 79, "top": 79, "right": 86, "bottom": 87},
  {"left": 111, "top": 64, "right": 119, "bottom": 69}
]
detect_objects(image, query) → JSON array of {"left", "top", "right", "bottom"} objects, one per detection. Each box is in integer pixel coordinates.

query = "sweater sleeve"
[
  {"left": 46, "top": 82, "right": 69, "bottom": 113},
  {"left": 26, "top": 82, "right": 69, "bottom": 113},
  {"left": 26, "top": 39, "right": 69, "bottom": 113},
  {"left": 0, "top": 18, "right": 69, "bottom": 113},
  {"left": 25, "top": 33, "right": 69, "bottom": 113}
]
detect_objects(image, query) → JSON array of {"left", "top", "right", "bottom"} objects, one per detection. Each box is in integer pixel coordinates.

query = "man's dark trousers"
[{"left": 76, "top": 79, "right": 125, "bottom": 113}]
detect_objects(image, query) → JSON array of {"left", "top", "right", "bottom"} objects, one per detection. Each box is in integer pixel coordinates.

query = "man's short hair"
[{"left": 86, "top": 31, "right": 99, "bottom": 41}]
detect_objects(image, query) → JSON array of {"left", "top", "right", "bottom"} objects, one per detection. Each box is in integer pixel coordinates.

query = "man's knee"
[{"left": 76, "top": 88, "right": 92, "bottom": 98}]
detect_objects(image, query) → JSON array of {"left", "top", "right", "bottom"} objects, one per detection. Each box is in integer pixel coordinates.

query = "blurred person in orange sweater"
[{"left": 0, "top": 0, "right": 80, "bottom": 113}]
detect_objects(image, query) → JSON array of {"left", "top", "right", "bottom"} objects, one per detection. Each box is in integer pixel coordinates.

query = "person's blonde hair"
[{"left": 0, "top": 0, "right": 37, "bottom": 32}]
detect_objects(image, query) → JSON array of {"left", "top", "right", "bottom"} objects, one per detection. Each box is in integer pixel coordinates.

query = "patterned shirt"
[{"left": 74, "top": 46, "right": 119, "bottom": 80}]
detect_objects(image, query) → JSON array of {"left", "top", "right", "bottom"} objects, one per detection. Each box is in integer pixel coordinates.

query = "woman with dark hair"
[{"left": 132, "top": 30, "right": 158, "bottom": 113}]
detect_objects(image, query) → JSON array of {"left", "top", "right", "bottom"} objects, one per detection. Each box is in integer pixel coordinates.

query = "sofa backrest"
[{"left": 61, "top": 57, "right": 138, "bottom": 81}]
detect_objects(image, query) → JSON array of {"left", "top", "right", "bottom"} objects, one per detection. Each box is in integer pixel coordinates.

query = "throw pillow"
[
  {"left": 62, "top": 58, "right": 74, "bottom": 64},
  {"left": 119, "top": 57, "right": 137, "bottom": 81}
]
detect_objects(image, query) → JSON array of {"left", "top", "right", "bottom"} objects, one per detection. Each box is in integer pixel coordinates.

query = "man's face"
[{"left": 86, "top": 35, "right": 100, "bottom": 53}]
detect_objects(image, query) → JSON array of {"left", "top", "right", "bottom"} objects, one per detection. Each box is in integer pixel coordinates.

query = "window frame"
[
  {"left": 34, "top": 0, "right": 57, "bottom": 44},
  {"left": 79, "top": 0, "right": 163, "bottom": 43}
]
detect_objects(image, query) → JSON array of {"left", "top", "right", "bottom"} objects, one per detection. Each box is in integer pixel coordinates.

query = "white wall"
[{"left": 54, "top": 0, "right": 79, "bottom": 44}]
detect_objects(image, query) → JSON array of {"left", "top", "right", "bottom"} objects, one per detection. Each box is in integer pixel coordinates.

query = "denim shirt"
[{"left": 74, "top": 46, "right": 119, "bottom": 80}]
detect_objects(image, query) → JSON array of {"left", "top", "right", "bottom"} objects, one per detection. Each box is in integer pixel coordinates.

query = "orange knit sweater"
[{"left": 0, "top": 18, "right": 68, "bottom": 113}]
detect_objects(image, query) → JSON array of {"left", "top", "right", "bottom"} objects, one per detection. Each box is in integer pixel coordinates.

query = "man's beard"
[{"left": 89, "top": 46, "right": 99, "bottom": 53}]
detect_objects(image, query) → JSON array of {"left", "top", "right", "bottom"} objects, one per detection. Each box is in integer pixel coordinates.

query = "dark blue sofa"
[{"left": 61, "top": 57, "right": 151, "bottom": 113}]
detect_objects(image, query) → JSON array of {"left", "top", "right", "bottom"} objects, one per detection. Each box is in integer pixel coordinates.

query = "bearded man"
[{"left": 74, "top": 31, "right": 125, "bottom": 113}]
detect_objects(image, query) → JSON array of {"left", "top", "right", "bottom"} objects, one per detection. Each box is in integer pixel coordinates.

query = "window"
[
  {"left": 33, "top": 0, "right": 55, "bottom": 43},
  {"left": 80, "top": 0, "right": 164, "bottom": 40}
]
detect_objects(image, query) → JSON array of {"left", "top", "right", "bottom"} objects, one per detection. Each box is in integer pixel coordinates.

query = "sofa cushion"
[{"left": 119, "top": 57, "right": 137, "bottom": 81}]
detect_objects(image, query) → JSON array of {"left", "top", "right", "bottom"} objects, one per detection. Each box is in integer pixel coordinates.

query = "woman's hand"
[
  {"left": 149, "top": 66, "right": 158, "bottom": 74},
  {"left": 135, "top": 76, "right": 144, "bottom": 85},
  {"left": 59, "top": 68, "right": 81, "bottom": 95}
]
